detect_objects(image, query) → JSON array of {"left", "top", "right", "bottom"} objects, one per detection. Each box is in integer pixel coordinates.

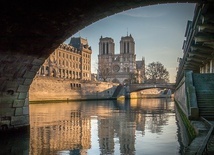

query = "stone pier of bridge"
[{"left": 0, "top": 54, "right": 46, "bottom": 130}]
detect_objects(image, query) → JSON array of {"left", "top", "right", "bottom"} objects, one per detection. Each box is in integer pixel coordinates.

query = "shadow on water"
[
  {"left": 0, "top": 128, "right": 30, "bottom": 155},
  {"left": 0, "top": 98, "right": 188, "bottom": 155}
]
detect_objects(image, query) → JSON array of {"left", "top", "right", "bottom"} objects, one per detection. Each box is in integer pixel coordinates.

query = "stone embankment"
[{"left": 29, "top": 76, "right": 121, "bottom": 102}]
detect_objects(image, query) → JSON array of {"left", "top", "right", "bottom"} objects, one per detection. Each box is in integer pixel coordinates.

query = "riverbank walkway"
[{"left": 185, "top": 119, "right": 214, "bottom": 155}]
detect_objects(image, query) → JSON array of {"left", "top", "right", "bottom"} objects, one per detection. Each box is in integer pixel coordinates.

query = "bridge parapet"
[{"left": 129, "top": 83, "right": 175, "bottom": 92}]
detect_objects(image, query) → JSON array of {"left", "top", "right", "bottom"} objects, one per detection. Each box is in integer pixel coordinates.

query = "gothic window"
[
  {"left": 106, "top": 43, "right": 109, "bottom": 54},
  {"left": 127, "top": 42, "right": 129, "bottom": 53},
  {"left": 103, "top": 43, "right": 105, "bottom": 54},
  {"left": 113, "top": 65, "right": 120, "bottom": 72},
  {"left": 124, "top": 42, "right": 126, "bottom": 53}
]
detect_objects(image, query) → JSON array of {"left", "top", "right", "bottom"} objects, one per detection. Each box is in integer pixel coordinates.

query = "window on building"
[
  {"left": 124, "top": 42, "right": 126, "bottom": 53},
  {"left": 103, "top": 43, "right": 105, "bottom": 54},
  {"left": 106, "top": 43, "right": 109, "bottom": 54},
  {"left": 127, "top": 42, "right": 129, "bottom": 53}
]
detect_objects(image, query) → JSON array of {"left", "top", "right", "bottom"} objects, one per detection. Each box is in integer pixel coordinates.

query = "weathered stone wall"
[
  {"left": 0, "top": 52, "right": 46, "bottom": 130},
  {"left": 29, "top": 76, "right": 119, "bottom": 101},
  {"left": 174, "top": 76, "right": 188, "bottom": 116},
  {"left": 174, "top": 71, "right": 199, "bottom": 119}
]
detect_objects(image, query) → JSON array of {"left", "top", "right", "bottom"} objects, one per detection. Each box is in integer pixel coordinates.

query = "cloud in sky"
[{"left": 119, "top": 6, "right": 167, "bottom": 18}]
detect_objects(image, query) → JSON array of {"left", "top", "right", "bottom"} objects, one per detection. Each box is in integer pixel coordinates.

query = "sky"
[{"left": 65, "top": 3, "right": 196, "bottom": 83}]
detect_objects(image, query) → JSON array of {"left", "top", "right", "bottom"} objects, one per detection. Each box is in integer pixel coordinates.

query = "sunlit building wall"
[{"left": 37, "top": 37, "right": 92, "bottom": 81}]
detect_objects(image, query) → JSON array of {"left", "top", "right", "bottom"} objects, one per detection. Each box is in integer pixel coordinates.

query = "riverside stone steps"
[
  {"left": 205, "top": 121, "right": 214, "bottom": 154},
  {"left": 193, "top": 73, "right": 214, "bottom": 119},
  {"left": 112, "top": 84, "right": 123, "bottom": 98}
]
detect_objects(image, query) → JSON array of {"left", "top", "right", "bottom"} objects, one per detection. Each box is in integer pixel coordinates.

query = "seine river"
[{"left": 0, "top": 98, "right": 186, "bottom": 155}]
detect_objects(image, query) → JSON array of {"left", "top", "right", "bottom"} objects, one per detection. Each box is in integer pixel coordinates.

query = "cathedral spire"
[{"left": 127, "top": 28, "right": 128, "bottom": 36}]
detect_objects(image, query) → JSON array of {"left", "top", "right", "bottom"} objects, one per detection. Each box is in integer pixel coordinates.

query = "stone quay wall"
[
  {"left": 174, "top": 76, "right": 188, "bottom": 116},
  {"left": 174, "top": 71, "right": 199, "bottom": 120},
  {"left": 29, "top": 76, "right": 119, "bottom": 101}
]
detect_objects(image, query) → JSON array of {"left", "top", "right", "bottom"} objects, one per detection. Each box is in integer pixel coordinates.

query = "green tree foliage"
[{"left": 145, "top": 61, "right": 169, "bottom": 83}]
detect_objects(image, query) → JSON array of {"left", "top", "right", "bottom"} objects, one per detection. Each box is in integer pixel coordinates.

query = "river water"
[{"left": 0, "top": 98, "right": 185, "bottom": 155}]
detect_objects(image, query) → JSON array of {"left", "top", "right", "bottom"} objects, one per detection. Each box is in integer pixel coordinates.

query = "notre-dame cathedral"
[{"left": 98, "top": 34, "right": 145, "bottom": 84}]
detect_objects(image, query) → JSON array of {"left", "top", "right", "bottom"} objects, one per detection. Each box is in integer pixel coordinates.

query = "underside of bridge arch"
[{"left": 0, "top": 0, "right": 201, "bottom": 130}]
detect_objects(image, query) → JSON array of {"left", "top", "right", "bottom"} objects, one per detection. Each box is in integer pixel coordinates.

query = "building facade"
[
  {"left": 98, "top": 34, "right": 145, "bottom": 84},
  {"left": 37, "top": 37, "right": 92, "bottom": 81}
]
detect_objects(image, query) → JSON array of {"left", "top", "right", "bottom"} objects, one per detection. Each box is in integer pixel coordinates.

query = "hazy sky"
[{"left": 65, "top": 3, "right": 196, "bottom": 82}]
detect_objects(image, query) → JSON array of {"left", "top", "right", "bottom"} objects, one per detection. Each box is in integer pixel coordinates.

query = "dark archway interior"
[{"left": 1, "top": 0, "right": 199, "bottom": 56}]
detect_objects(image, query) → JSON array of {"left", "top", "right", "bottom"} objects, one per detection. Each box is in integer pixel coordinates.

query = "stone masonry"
[
  {"left": 0, "top": 52, "right": 46, "bottom": 129},
  {"left": 29, "top": 76, "right": 119, "bottom": 101}
]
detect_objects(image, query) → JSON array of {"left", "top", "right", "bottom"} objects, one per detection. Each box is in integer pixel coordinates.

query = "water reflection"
[{"left": 28, "top": 98, "right": 180, "bottom": 155}]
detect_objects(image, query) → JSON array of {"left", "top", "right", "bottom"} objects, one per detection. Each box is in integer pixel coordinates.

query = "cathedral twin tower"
[
  {"left": 99, "top": 34, "right": 135, "bottom": 55},
  {"left": 98, "top": 34, "right": 145, "bottom": 84}
]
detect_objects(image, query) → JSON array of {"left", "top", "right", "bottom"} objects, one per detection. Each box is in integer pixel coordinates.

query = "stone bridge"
[
  {"left": 0, "top": 0, "right": 209, "bottom": 130},
  {"left": 129, "top": 83, "right": 176, "bottom": 92}
]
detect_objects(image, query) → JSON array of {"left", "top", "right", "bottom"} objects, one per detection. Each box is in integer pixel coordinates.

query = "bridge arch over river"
[
  {"left": 0, "top": 0, "right": 210, "bottom": 130},
  {"left": 129, "top": 83, "right": 175, "bottom": 92}
]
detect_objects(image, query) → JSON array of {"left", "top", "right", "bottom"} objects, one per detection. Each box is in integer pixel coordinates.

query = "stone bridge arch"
[
  {"left": 129, "top": 83, "right": 176, "bottom": 92},
  {"left": 0, "top": 0, "right": 202, "bottom": 130}
]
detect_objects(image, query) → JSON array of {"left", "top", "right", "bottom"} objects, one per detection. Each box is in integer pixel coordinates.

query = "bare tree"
[
  {"left": 97, "top": 61, "right": 112, "bottom": 82},
  {"left": 129, "top": 71, "right": 138, "bottom": 84},
  {"left": 145, "top": 61, "right": 169, "bottom": 83}
]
